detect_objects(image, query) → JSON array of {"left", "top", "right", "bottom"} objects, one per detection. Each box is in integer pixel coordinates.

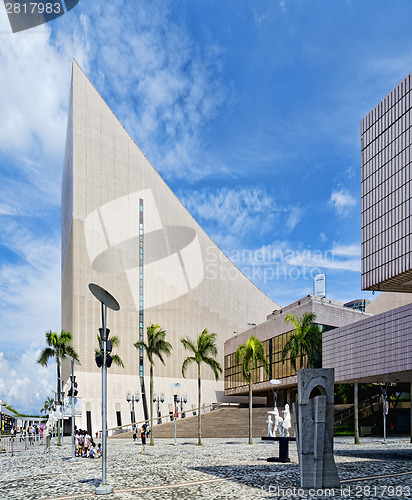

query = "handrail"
[
  {"left": 107, "top": 402, "right": 222, "bottom": 434},
  {"left": 334, "top": 394, "right": 381, "bottom": 424}
]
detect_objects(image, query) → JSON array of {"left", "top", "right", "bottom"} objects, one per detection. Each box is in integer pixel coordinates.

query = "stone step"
[{"left": 114, "top": 406, "right": 294, "bottom": 439}]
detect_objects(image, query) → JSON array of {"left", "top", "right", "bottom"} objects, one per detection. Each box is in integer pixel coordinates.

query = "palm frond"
[
  {"left": 181, "top": 337, "right": 197, "bottom": 354},
  {"left": 182, "top": 356, "right": 196, "bottom": 377},
  {"left": 37, "top": 347, "right": 55, "bottom": 367},
  {"left": 141, "top": 324, "right": 173, "bottom": 367},
  {"left": 112, "top": 355, "right": 125, "bottom": 368},
  {"left": 203, "top": 356, "right": 222, "bottom": 381}
]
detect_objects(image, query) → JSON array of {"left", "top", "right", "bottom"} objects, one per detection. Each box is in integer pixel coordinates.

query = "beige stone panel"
[
  {"left": 63, "top": 62, "right": 279, "bottom": 419},
  {"left": 365, "top": 292, "right": 412, "bottom": 315}
]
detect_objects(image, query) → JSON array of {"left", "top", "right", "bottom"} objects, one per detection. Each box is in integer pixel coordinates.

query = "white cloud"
[
  {"left": 179, "top": 186, "right": 304, "bottom": 247},
  {"left": 0, "top": 224, "right": 61, "bottom": 347},
  {"left": 286, "top": 206, "right": 304, "bottom": 231},
  {"left": 76, "top": 1, "right": 226, "bottom": 182},
  {"left": 332, "top": 243, "right": 360, "bottom": 258},
  {"left": 329, "top": 187, "right": 357, "bottom": 216},
  {"left": 180, "top": 186, "right": 279, "bottom": 237},
  {"left": 0, "top": 6, "right": 89, "bottom": 208},
  {"left": 0, "top": 345, "right": 56, "bottom": 415},
  {"left": 227, "top": 240, "right": 360, "bottom": 273}
]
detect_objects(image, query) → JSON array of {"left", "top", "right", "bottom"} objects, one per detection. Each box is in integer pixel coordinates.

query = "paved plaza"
[{"left": 1, "top": 436, "right": 412, "bottom": 499}]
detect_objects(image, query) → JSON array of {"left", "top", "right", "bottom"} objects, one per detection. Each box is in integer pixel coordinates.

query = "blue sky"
[{"left": 1, "top": 0, "right": 412, "bottom": 413}]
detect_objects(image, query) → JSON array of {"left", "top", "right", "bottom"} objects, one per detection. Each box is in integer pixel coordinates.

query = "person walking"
[{"left": 140, "top": 424, "right": 147, "bottom": 454}]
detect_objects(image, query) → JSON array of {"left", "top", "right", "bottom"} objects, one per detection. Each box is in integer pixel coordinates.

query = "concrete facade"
[
  {"left": 365, "top": 291, "right": 412, "bottom": 315},
  {"left": 361, "top": 71, "right": 412, "bottom": 292},
  {"left": 61, "top": 62, "right": 279, "bottom": 433}
]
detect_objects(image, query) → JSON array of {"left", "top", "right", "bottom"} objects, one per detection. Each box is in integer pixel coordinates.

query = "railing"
[
  {"left": 334, "top": 394, "right": 381, "bottom": 425},
  {"left": 107, "top": 402, "right": 222, "bottom": 437},
  {"left": 0, "top": 434, "right": 51, "bottom": 456}
]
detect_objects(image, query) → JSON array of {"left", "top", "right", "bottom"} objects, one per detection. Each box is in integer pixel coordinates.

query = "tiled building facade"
[
  {"left": 323, "top": 302, "right": 412, "bottom": 383},
  {"left": 361, "top": 72, "right": 412, "bottom": 292}
]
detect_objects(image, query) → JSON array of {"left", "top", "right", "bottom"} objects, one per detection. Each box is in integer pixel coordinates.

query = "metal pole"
[
  {"left": 354, "top": 383, "right": 360, "bottom": 444},
  {"left": 61, "top": 383, "right": 64, "bottom": 448},
  {"left": 69, "top": 359, "right": 77, "bottom": 462},
  {"left": 102, "top": 303, "right": 108, "bottom": 484},
  {"left": 383, "top": 398, "right": 386, "bottom": 442},
  {"left": 410, "top": 382, "right": 412, "bottom": 444},
  {"left": 174, "top": 396, "right": 177, "bottom": 446},
  {"left": 96, "top": 298, "right": 113, "bottom": 495}
]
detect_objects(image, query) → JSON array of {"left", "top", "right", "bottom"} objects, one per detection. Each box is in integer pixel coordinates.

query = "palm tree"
[
  {"left": 94, "top": 332, "right": 124, "bottom": 368},
  {"left": 134, "top": 324, "right": 172, "bottom": 446},
  {"left": 37, "top": 330, "right": 79, "bottom": 446},
  {"left": 40, "top": 396, "right": 55, "bottom": 415},
  {"left": 235, "top": 335, "right": 269, "bottom": 445},
  {"left": 281, "top": 313, "right": 322, "bottom": 370},
  {"left": 181, "top": 329, "right": 222, "bottom": 446}
]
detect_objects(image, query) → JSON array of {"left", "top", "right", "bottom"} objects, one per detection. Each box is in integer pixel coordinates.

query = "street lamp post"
[
  {"left": 126, "top": 391, "right": 140, "bottom": 430},
  {"left": 89, "top": 283, "right": 120, "bottom": 496},
  {"left": 60, "top": 390, "right": 65, "bottom": 447},
  {"left": 381, "top": 384, "right": 388, "bottom": 443},
  {"left": 67, "top": 355, "right": 81, "bottom": 463},
  {"left": 179, "top": 394, "right": 187, "bottom": 418},
  {"left": 171, "top": 383, "right": 180, "bottom": 446},
  {"left": 153, "top": 393, "right": 164, "bottom": 425},
  {"left": 270, "top": 379, "right": 281, "bottom": 408}
]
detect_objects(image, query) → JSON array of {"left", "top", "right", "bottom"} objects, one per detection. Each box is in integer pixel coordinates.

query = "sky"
[{"left": 1, "top": 0, "right": 412, "bottom": 414}]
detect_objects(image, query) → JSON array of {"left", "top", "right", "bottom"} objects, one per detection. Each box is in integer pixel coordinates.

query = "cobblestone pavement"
[{"left": 1, "top": 437, "right": 412, "bottom": 499}]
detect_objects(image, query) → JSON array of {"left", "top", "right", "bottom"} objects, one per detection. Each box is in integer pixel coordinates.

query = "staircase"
[
  {"left": 334, "top": 395, "right": 381, "bottom": 425},
  {"left": 114, "top": 406, "right": 294, "bottom": 439}
]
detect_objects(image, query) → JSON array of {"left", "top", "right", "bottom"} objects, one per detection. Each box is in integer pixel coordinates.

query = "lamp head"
[
  {"left": 95, "top": 354, "right": 104, "bottom": 368},
  {"left": 99, "top": 327, "right": 110, "bottom": 341}
]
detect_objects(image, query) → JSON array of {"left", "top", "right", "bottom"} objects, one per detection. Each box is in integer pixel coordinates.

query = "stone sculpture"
[
  {"left": 282, "top": 403, "right": 291, "bottom": 437},
  {"left": 266, "top": 415, "right": 273, "bottom": 437},
  {"left": 273, "top": 407, "right": 283, "bottom": 437},
  {"left": 293, "top": 368, "right": 340, "bottom": 488}
]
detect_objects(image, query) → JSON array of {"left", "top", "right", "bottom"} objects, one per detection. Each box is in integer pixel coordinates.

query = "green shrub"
[{"left": 334, "top": 425, "right": 354, "bottom": 436}]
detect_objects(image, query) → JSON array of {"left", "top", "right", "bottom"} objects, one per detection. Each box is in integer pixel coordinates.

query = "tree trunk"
[
  {"left": 198, "top": 364, "right": 202, "bottom": 446},
  {"left": 150, "top": 364, "right": 154, "bottom": 446},
  {"left": 249, "top": 374, "right": 253, "bottom": 445},
  {"left": 354, "top": 383, "right": 360, "bottom": 444},
  {"left": 57, "top": 357, "right": 61, "bottom": 446}
]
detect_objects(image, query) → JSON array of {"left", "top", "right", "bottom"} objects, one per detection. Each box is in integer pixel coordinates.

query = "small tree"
[
  {"left": 281, "top": 313, "right": 322, "bottom": 370},
  {"left": 134, "top": 324, "right": 172, "bottom": 446},
  {"left": 235, "top": 335, "right": 269, "bottom": 445},
  {"left": 37, "top": 330, "right": 79, "bottom": 446},
  {"left": 181, "top": 329, "right": 222, "bottom": 445},
  {"left": 40, "top": 396, "right": 55, "bottom": 415}
]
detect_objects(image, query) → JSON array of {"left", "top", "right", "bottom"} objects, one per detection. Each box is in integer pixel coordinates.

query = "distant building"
[
  {"left": 343, "top": 299, "right": 371, "bottom": 312},
  {"left": 224, "top": 295, "right": 369, "bottom": 406},
  {"left": 313, "top": 274, "right": 326, "bottom": 298}
]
